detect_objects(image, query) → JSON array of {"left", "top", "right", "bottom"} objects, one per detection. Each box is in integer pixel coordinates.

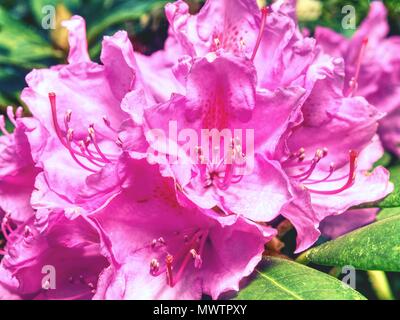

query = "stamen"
[
  {"left": 48, "top": 93, "right": 109, "bottom": 167},
  {"left": 149, "top": 229, "right": 208, "bottom": 288},
  {"left": 346, "top": 37, "right": 368, "bottom": 97},
  {"left": 88, "top": 125, "right": 111, "bottom": 163},
  {"left": 82, "top": 138, "right": 100, "bottom": 161},
  {"left": 65, "top": 129, "right": 97, "bottom": 173},
  {"left": 49, "top": 93, "right": 68, "bottom": 148},
  {"left": 65, "top": 110, "right": 72, "bottom": 125},
  {"left": 190, "top": 249, "right": 202, "bottom": 269},
  {"left": 290, "top": 148, "right": 328, "bottom": 180},
  {"left": 307, "top": 150, "right": 358, "bottom": 195},
  {"left": 150, "top": 258, "right": 160, "bottom": 275},
  {"left": 103, "top": 116, "right": 117, "bottom": 133},
  {"left": 24, "top": 226, "right": 32, "bottom": 238},
  {"left": 78, "top": 141, "right": 103, "bottom": 168},
  {"left": 251, "top": 6, "right": 269, "bottom": 62},
  {"left": 303, "top": 163, "right": 335, "bottom": 185},
  {"left": 283, "top": 147, "right": 306, "bottom": 166},
  {"left": 165, "top": 254, "right": 174, "bottom": 287},
  {"left": 214, "top": 37, "right": 221, "bottom": 49},
  {"left": 199, "top": 139, "right": 247, "bottom": 190},
  {"left": 173, "top": 231, "right": 207, "bottom": 285}
]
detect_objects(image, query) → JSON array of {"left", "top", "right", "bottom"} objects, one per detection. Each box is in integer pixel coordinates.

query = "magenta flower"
[
  {"left": 0, "top": 111, "right": 41, "bottom": 225},
  {"left": 140, "top": 51, "right": 304, "bottom": 221},
  {"left": 131, "top": 0, "right": 392, "bottom": 252},
  {"left": 0, "top": 0, "right": 396, "bottom": 301},
  {"left": 88, "top": 159, "right": 276, "bottom": 300},
  {"left": 136, "top": 0, "right": 318, "bottom": 99},
  {"left": 20, "top": 16, "right": 149, "bottom": 210},
  {"left": 0, "top": 13, "right": 277, "bottom": 300},
  {"left": 279, "top": 52, "right": 393, "bottom": 251},
  {"left": 315, "top": 2, "right": 400, "bottom": 156},
  {"left": 0, "top": 211, "right": 107, "bottom": 300}
]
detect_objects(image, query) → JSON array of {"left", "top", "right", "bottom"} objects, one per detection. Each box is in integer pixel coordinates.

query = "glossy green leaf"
[
  {"left": 234, "top": 257, "right": 365, "bottom": 300},
  {"left": 377, "top": 208, "right": 400, "bottom": 221},
  {"left": 305, "top": 215, "right": 400, "bottom": 271}
]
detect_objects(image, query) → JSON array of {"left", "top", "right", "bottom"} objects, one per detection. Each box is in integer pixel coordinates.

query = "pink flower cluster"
[{"left": 0, "top": 0, "right": 397, "bottom": 300}]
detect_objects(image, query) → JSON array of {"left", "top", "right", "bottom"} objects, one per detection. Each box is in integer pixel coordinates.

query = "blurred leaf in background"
[
  {"left": 298, "top": 0, "right": 400, "bottom": 36},
  {"left": 0, "top": 0, "right": 203, "bottom": 110}
]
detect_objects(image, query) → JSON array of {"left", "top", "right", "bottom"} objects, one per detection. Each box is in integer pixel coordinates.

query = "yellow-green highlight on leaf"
[
  {"left": 367, "top": 271, "right": 395, "bottom": 300},
  {"left": 305, "top": 215, "right": 400, "bottom": 272},
  {"left": 234, "top": 257, "right": 366, "bottom": 300},
  {"left": 377, "top": 208, "right": 400, "bottom": 221}
]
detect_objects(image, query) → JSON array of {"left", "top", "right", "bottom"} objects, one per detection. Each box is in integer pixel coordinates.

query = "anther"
[
  {"left": 166, "top": 254, "right": 174, "bottom": 287},
  {"left": 307, "top": 150, "right": 358, "bottom": 195},
  {"left": 67, "top": 128, "right": 74, "bottom": 141},
  {"left": 65, "top": 110, "right": 72, "bottom": 123},
  {"left": 116, "top": 137, "right": 123, "bottom": 148},
  {"left": 24, "top": 226, "right": 32, "bottom": 238},
  {"left": 190, "top": 249, "right": 203, "bottom": 269},
  {"left": 150, "top": 259, "right": 160, "bottom": 276},
  {"left": 103, "top": 116, "right": 111, "bottom": 127}
]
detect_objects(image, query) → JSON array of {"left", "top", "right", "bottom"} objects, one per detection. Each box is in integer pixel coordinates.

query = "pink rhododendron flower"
[
  {"left": 315, "top": 2, "right": 400, "bottom": 156},
  {"left": 279, "top": 52, "right": 393, "bottom": 251},
  {"left": 132, "top": 0, "right": 393, "bottom": 252},
  {"left": 0, "top": 0, "right": 396, "bottom": 301},
  {"left": 320, "top": 208, "right": 378, "bottom": 239},
  {"left": 0, "top": 111, "right": 41, "bottom": 225},
  {"left": 90, "top": 159, "right": 276, "bottom": 300},
  {"left": 0, "top": 211, "right": 107, "bottom": 300},
  {"left": 0, "top": 11, "right": 277, "bottom": 300},
  {"left": 20, "top": 16, "right": 150, "bottom": 212},
  {"left": 140, "top": 51, "right": 304, "bottom": 221}
]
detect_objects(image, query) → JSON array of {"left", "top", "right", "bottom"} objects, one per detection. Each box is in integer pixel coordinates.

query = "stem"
[
  {"left": 367, "top": 271, "right": 394, "bottom": 300},
  {"left": 329, "top": 267, "right": 341, "bottom": 278}
]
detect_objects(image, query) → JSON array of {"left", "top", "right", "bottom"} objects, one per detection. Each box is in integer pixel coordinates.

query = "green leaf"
[
  {"left": 305, "top": 215, "right": 400, "bottom": 271},
  {"left": 234, "top": 257, "right": 365, "bottom": 300},
  {"left": 0, "top": 66, "right": 26, "bottom": 109},
  {"left": 87, "top": 0, "right": 168, "bottom": 43},
  {"left": 377, "top": 166, "right": 400, "bottom": 208},
  {"left": 374, "top": 152, "right": 392, "bottom": 168},
  {"left": 377, "top": 208, "right": 400, "bottom": 221},
  {"left": 358, "top": 165, "right": 400, "bottom": 209},
  {"left": 29, "top": 0, "right": 81, "bottom": 25},
  {"left": 0, "top": 6, "right": 60, "bottom": 67}
]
